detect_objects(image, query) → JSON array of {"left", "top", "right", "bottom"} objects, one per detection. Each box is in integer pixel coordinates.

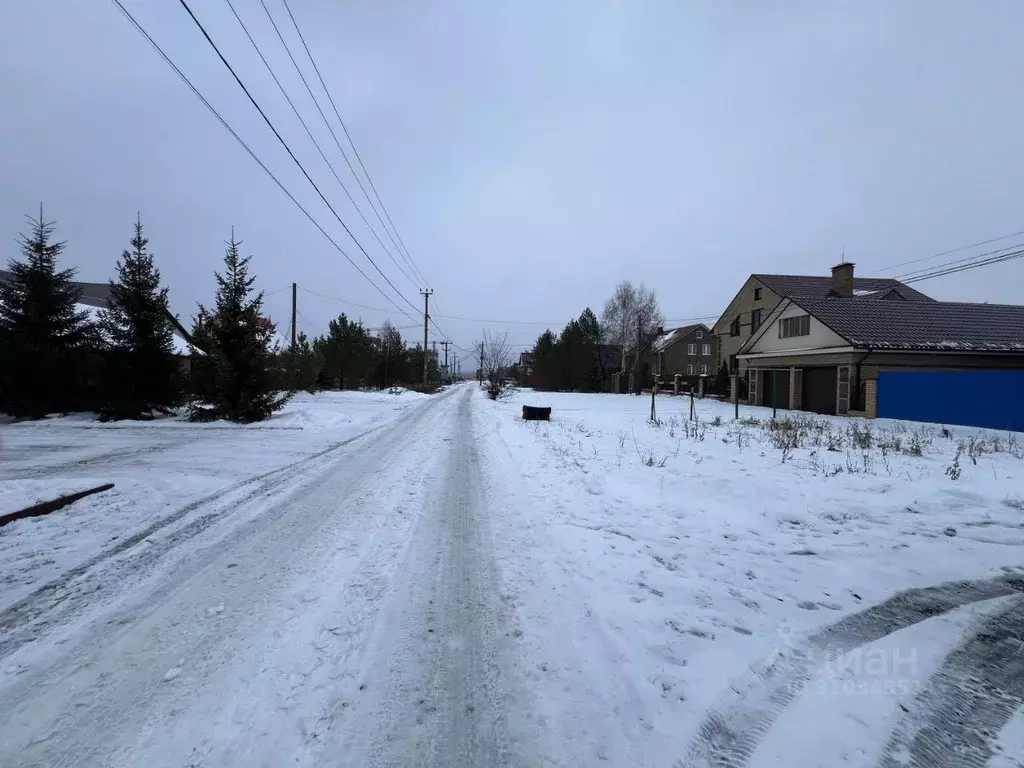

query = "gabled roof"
[
  {"left": 651, "top": 323, "right": 707, "bottom": 353},
  {"left": 754, "top": 297, "right": 1024, "bottom": 353},
  {"left": 751, "top": 274, "right": 934, "bottom": 302}
]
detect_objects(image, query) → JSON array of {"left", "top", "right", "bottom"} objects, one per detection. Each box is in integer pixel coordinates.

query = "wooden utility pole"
[
  {"left": 291, "top": 282, "right": 297, "bottom": 351},
  {"left": 420, "top": 289, "right": 433, "bottom": 384},
  {"left": 441, "top": 340, "right": 451, "bottom": 380}
]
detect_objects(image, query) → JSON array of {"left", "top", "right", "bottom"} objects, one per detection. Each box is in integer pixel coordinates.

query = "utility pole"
[
  {"left": 291, "top": 282, "right": 298, "bottom": 351},
  {"left": 633, "top": 313, "right": 642, "bottom": 395},
  {"left": 441, "top": 340, "right": 451, "bottom": 381},
  {"left": 420, "top": 289, "right": 433, "bottom": 384}
]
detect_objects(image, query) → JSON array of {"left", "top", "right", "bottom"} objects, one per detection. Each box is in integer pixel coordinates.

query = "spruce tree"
[
  {"left": 99, "top": 215, "right": 181, "bottom": 419},
  {"left": 0, "top": 209, "right": 95, "bottom": 417},
  {"left": 285, "top": 331, "right": 321, "bottom": 393},
  {"left": 187, "top": 232, "right": 290, "bottom": 422}
]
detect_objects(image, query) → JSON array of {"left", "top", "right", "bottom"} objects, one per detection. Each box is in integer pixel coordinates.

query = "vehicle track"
[
  {"left": 0, "top": 397, "right": 439, "bottom": 659},
  {"left": 877, "top": 597, "right": 1024, "bottom": 768},
  {"left": 680, "top": 575, "right": 1024, "bottom": 768}
]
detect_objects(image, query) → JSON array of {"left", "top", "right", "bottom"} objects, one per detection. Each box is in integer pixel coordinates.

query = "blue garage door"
[{"left": 877, "top": 370, "right": 1024, "bottom": 432}]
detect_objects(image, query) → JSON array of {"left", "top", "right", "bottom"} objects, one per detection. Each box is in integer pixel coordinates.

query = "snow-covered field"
[
  {"left": 474, "top": 388, "right": 1024, "bottom": 766},
  {"left": 0, "top": 389, "right": 428, "bottom": 614}
]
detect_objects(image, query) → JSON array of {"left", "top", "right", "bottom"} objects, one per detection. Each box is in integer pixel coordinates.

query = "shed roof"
[{"left": 752, "top": 274, "right": 934, "bottom": 302}]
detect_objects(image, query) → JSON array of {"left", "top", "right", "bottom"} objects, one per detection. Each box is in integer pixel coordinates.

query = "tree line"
[
  {"left": 0, "top": 209, "right": 441, "bottom": 423},
  {"left": 521, "top": 281, "right": 664, "bottom": 392}
]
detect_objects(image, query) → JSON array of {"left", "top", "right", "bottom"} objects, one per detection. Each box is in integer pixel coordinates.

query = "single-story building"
[{"left": 737, "top": 295, "right": 1024, "bottom": 419}]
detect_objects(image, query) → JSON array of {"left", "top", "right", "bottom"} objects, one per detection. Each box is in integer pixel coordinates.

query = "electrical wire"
[
  {"left": 873, "top": 229, "right": 1024, "bottom": 273},
  {"left": 222, "top": 0, "right": 420, "bottom": 291},
  {"left": 175, "top": 0, "right": 419, "bottom": 317},
  {"left": 899, "top": 246, "right": 1024, "bottom": 285},
  {"left": 109, "top": 0, "right": 414, "bottom": 322},
  {"left": 280, "top": 0, "right": 431, "bottom": 289}
]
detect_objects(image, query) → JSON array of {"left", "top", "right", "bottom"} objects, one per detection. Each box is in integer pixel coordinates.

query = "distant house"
[
  {"left": 737, "top": 295, "right": 1024, "bottom": 420},
  {"left": 713, "top": 263, "right": 934, "bottom": 378},
  {"left": 0, "top": 270, "right": 194, "bottom": 363},
  {"left": 649, "top": 323, "right": 717, "bottom": 388},
  {"left": 520, "top": 354, "right": 536, "bottom": 387}
]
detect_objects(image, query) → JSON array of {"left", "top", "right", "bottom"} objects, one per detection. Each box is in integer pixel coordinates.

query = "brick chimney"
[{"left": 830, "top": 262, "right": 854, "bottom": 297}]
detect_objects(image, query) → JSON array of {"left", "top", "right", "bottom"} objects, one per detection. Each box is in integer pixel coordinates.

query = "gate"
[{"left": 877, "top": 370, "right": 1024, "bottom": 431}]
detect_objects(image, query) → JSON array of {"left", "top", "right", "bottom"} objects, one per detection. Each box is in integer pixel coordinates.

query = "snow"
[
  {"left": 1, "top": 383, "right": 1022, "bottom": 765},
  {"left": 0, "top": 389, "right": 431, "bottom": 614},
  {"left": 472, "top": 388, "right": 1024, "bottom": 765}
]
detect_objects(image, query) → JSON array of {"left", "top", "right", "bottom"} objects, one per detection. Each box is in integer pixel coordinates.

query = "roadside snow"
[
  {"left": 0, "top": 389, "right": 431, "bottom": 613},
  {"left": 474, "top": 388, "right": 1024, "bottom": 766}
]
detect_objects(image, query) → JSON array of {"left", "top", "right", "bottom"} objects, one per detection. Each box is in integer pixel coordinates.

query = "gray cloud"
[{"left": 3, "top": 0, "right": 1023, "bottom": 361}]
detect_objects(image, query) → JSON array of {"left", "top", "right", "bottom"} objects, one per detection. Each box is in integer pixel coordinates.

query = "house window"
[
  {"left": 750, "top": 309, "right": 763, "bottom": 334},
  {"left": 779, "top": 314, "right": 811, "bottom": 339},
  {"left": 701, "top": 364, "right": 708, "bottom": 375},
  {"left": 701, "top": 343, "right": 710, "bottom": 356},
  {"left": 696, "top": 330, "right": 703, "bottom": 339},
  {"left": 729, "top": 317, "right": 741, "bottom": 337},
  {"left": 686, "top": 364, "right": 694, "bottom": 375},
  {"left": 754, "top": 287, "right": 762, "bottom": 301},
  {"left": 688, "top": 343, "right": 695, "bottom": 355},
  {"left": 729, "top": 353, "right": 737, "bottom": 371}
]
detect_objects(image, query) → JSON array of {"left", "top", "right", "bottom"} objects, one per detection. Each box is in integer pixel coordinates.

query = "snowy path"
[{"left": 0, "top": 384, "right": 526, "bottom": 767}]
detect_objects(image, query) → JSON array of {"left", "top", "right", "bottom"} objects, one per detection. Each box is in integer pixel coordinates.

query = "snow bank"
[{"left": 474, "top": 387, "right": 1024, "bottom": 765}]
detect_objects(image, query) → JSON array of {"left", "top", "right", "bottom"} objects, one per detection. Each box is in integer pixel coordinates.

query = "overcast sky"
[{"left": 3, "top": 1, "right": 1023, "bottom": 363}]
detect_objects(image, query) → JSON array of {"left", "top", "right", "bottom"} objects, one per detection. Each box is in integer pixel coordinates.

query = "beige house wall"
[{"left": 713, "top": 278, "right": 783, "bottom": 375}]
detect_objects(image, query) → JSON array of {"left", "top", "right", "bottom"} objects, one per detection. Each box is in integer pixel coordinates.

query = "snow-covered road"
[
  {"left": 0, "top": 384, "right": 530, "bottom": 767},
  {"left": 3, "top": 384, "right": 1024, "bottom": 767}
]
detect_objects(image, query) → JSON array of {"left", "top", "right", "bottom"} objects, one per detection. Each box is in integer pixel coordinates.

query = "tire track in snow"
[
  {"left": 0, "top": 399, "right": 439, "bottom": 659},
  {"left": 679, "top": 575, "right": 1024, "bottom": 768},
  {"left": 876, "top": 598, "right": 1024, "bottom": 768}
]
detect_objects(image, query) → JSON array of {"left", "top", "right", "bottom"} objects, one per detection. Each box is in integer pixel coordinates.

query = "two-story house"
[
  {"left": 712, "top": 263, "right": 934, "bottom": 378},
  {"left": 650, "top": 323, "right": 718, "bottom": 386}
]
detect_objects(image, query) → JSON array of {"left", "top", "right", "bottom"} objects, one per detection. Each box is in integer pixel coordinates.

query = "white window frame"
[
  {"left": 687, "top": 343, "right": 696, "bottom": 355},
  {"left": 701, "top": 364, "right": 708, "bottom": 375},
  {"left": 696, "top": 330, "right": 703, "bottom": 339},
  {"left": 686, "top": 364, "right": 694, "bottom": 375},
  {"left": 701, "top": 343, "right": 710, "bottom": 356}
]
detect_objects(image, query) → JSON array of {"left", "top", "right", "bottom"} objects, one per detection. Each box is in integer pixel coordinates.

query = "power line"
[
  {"left": 297, "top": 285, "right": 394, "bottom": 314},
  {"left": 109, "top": 0, "right": 414, "bottom": 322},
  {"left": 280, "top": 0, "right": 431, "bottom": 289},
  {"left": 874, "top": 228, "right": 1024, "bottom": 273},
  {"left": 175, "top": 0, "right": 419, "bottom": 317},
  {"left": 222, "top": 0, "right": 420, "bottom": 291},
  {"left": 899, "top": 246, "right": 1024, "bottom": 285},
  {"left": 894, "top": 242, "right": 1024, "bottom": 282}
]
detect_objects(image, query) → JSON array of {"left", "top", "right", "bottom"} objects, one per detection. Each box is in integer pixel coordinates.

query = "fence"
[{"left": 877, "top": 370, "right": 1024, "bottom": 432}]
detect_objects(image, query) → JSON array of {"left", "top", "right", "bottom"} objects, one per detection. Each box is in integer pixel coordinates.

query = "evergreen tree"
[
  {"left": 187, "top": 232, "right": 290, "bottom": 422},
  {"left": 532, "top": 329, "right": 559, "bottom": 391},
  {"left": 375, "top": 320, "right": 405, "bottom": 388},
  {"left": 0, "top": 209, "right": 96, "bottom": 417},
  {"left": 99, "top": 215, "right": 180, "bottom": 419},
  {"left": 578, "top": 307, "right": 601, "bottom": 391},
  {"left": 285, "top": 331, "right": 321, "bottom": 393},
  {"left": 318, "top": 313, "right": 375, "bottom": 389}
]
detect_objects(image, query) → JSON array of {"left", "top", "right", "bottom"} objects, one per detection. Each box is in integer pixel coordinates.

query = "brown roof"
[
  {"left": 792, "top": 297, "right": 1024, "bottom": 352},
  {"left": 752, "top": 274, "right": 934, "bottom": 302}
]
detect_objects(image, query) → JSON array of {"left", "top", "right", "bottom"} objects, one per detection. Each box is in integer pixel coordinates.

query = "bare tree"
[
  {"left": 480, "top": 330, "right": 515, "bottom": 400},
  {"left": 601, "top": 280, "right": 663, "bottom": 391}
]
